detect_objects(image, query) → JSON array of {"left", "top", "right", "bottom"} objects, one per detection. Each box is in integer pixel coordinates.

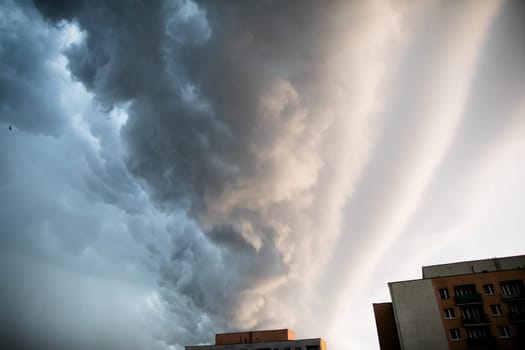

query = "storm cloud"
[
  {"left": 1, "top": 0, "right": 525, "bottom": 349},
  {"left": 28, "top": 0, "right": 399, "bottom": 334}
]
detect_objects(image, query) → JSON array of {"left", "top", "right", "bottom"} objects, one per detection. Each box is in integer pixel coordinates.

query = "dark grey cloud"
[
  {"left": 28, "top": 0, "right": 360, "bottom": 337},
  {"left": 1, "top": 2, "right": 166, "bottom": 349},
  {"left": 32, "top": 0, "right": 346, "bottom": 214},
  {"left": 3, "top": 0, "right": 418, "bottom": 347},
  {"left": 0, "top": 1, "right": 68, "bottom": 135},
  {"left": 3, "top": 0, "right": 355, "bottom": 348}
]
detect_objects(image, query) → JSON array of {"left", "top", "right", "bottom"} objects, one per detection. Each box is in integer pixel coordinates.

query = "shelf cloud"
[{"left": 1, "top": 1, "right": 523, "bottom": 349}]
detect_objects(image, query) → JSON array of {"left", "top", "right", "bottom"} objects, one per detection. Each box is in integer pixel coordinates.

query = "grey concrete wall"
[
  {"left": 422, "top": 255, "right": 525, "bottom": 278},
  {"left": 389, "top": 279, "right": 448, "bottom": 350}
]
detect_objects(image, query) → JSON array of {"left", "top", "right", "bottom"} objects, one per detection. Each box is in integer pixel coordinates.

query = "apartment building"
[
  {"left": 185, "top": 329, "right": 326, "bottom": 350},
  {"left": 373, "top": 255, "right": 525, "bottom": 350}
]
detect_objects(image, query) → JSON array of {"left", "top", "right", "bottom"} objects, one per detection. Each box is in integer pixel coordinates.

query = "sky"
[{"left": 1, "top": 0, "right": 524, "bottom": 349}]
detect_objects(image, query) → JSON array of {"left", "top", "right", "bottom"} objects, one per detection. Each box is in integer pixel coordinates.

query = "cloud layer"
[{"left": 1, "top": 1, "right": 524, "bottom": 349}]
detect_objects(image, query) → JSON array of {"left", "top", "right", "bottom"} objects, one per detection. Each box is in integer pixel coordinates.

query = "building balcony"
[
  {"left": 502, "top": 291, "right": 525, "bottom": 301},
  {"left": 509, "top": 312, "right": 525, "bottom": 324},
  {"left": 463, "top": 314, "right": 491, "bottom": 326},
  {"left": 455, "top": 294, "right": 483, "bottom": 305},
  {"left": 466, "top": 337, "right": 498, "bottom": 350}
]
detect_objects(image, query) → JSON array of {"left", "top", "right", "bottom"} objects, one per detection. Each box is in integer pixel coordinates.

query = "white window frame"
[
  {"left": 449, "top": 329, "right": 461, "bottom": 341},
  {"left": 483, "top": 284, "right": 495, "bottom": 295},
  {"left": 462, "top": 306, "right": 482, "bottom": 319},
  {"left": 509, "top": 303, "right": 525, "bottom": 314},
  {"left": 490, "top": 304, "right": 502, "bottom": 316},
  {"left": 467, "top": 327, "right": 489, "bottom": 339},
  {"left": 498, "top": 326, "right": 511, "bottom": 338},
  {"left": 444, "top": 308, "right": 456, "bottom": 319},
  {"left": 439, "top": 288, "right": 449, "bottom": 299},
  {"left": 500, "top": 280, "right": 524, "bottom": 296},
  {"left": 455, "top": 284, "right": 476, "bottom": 296}
]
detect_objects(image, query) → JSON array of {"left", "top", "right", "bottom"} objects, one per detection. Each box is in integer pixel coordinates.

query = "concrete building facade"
[
  {"left": 374, "top": 255, "right": 525, "bottom": 350},
  {"left": 186, "top": 329, "right": 326, "bottom": 350}
]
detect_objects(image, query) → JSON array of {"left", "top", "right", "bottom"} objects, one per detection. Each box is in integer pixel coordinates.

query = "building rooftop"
[
  {"left": 421, "top": 254, "right": 525, "bottom": 279},
  {"left": 215, "top": 329, "right": 296, "bottom": 345},
  {"left": 185, "top": 329, "right": 326, "bottom": 350}
]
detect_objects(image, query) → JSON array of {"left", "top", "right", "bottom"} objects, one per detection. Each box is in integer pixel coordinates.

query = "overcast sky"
[{"left": 1, "top": 0, "right": 524, "bottom": 349}]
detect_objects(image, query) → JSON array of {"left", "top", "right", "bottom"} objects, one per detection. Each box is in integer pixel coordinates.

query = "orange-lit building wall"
[
  {"left": 432, "top": 269, "right": 525, "bottom": 350},
  {"left": 373, "top": 303, "right": 401, "bottom": 350}
]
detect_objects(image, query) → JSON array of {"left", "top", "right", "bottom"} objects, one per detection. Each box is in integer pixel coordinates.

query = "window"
[
  {"left": 439, "top": 288, "right": 450, "bottom": 299},
  {"left": 449, "top": 329, "right": 461, "bottom": 340},
  {"left": 461, "top": 305, "right": 483, "bottom": 320},
  {"left": 498, "top": 326, "right": 511, "bottom": 338},
  {"left": 500, "top": 280, "right": 524, "bottom": 296},
  {"left": 295, "top": 347, "right": 301, "bottom": 350},
  {"left": 509, "top": 303, "right": 525, "bottom": 314},
  {"left": 444, "top": 308, "right": 456, "bottom": 319},
  {"left": 455, "top": 284, "right": 477, "bottom": 296},
  {"left": 490, "top": 304, "right": 502, "bottom": 316},
  {"left": 483, "top": 284, "right": 495, "bottom": 295},
  {"left": 467, "top": 326, "right": 489, "bottom": 339},
  {"left": 306, "top": 346, "right": 319, "bottom": 350}
]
